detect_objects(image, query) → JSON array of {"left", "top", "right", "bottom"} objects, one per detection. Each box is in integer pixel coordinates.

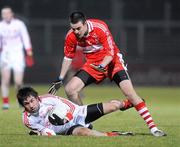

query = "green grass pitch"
[{"left": 0, "top": 85, "right": 179, "bottom": 147}]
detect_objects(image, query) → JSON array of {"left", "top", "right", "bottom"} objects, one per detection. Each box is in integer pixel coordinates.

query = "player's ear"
[{"left": 84, "top": 21, "right": 87, "bottom": 25}]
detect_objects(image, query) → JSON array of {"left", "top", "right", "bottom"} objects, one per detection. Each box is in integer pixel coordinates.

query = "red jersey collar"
[{"left": 87, "top": 20, "right": 93, "bottom": 34}]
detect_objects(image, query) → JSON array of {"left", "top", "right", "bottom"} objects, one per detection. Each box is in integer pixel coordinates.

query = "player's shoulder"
[
  {"left": 13, "top": 18, "right": 26, "bottom": 26},
  {"left": 65, "top": 29, "right": 77, "bottom": 40},
  {"left": 88, "top": 19, "right": 108, "bottom": 32},
  {"left": 22, "top": 110, "right": 31, "bottom": 125},
  {"left": 65, "top": 30, "right": 77, "bottom": 45},
  {"left": 88, "top": 18, "right": 106, "bottom": 24},
  {"left": 39, "top": 94, "right": 59, "bottom": 101}
]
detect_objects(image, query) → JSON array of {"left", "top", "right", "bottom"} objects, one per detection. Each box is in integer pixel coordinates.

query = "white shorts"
[
  {"left": 0, "top": 50, "right": 25, "bottom": 72},
  {"left": 52, "top": 105, "right": 90, "bottom": 134}
]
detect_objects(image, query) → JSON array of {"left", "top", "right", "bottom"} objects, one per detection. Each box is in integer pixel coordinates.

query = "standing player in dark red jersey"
[{"left": 49, "top": 11, "right": 166, "bottom": 137}]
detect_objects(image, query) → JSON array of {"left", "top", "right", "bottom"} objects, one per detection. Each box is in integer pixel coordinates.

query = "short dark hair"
[
  {"left": 17, "top": 87, "right": 38, "bottom": 106},
  {"left": 69, "top": 11, "right": 86, "bottom": 24},
  {"left": 1, "top": 6, "right": 13, "bottom": 12}
]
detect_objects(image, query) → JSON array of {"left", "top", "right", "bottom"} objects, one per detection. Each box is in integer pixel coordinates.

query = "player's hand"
[
  {"left": 90, "top": 64, "right": 107, "bottom": 72},
  {"left": 25, "top": 55, "right": 34, "bottom": 67},
  {"left": 48, "top": 114, "right": 66, "bottom": 126},
  {"left": 48, "top": 78, "right": 63, "bottom": 95}
]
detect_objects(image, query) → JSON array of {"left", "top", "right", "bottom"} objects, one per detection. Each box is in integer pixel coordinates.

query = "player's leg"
[
  {"left": 113, "top": 70, "right": 166, "bottom": 136},
  {"left": 13, "top": 69, "right": 24, "bottom": 91},
  {"left": 71, "top": 126, "right": 106, "bottom": 136},
  {"left": 85, "top": 100, "right": 124, "bottom": 124},
  {"left": 12, "top": 56, "right": 25, "bottom": 91},
  {"left": 1, "top": 68, "right": 11, "bottom": 109},
  {"left": 64, "top": 70, "right": 96, "bottom": 105},
  {"left": 67, "top": 125, "right": 120, "bottom": 136}
]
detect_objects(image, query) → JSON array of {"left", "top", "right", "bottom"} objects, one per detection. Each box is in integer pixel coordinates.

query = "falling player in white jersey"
[
  {"left": 17, "top": 87, "right": 134, "bottom": 136},
  {"left": 0, "top": 6, "right": 34, "bottom": 109}
]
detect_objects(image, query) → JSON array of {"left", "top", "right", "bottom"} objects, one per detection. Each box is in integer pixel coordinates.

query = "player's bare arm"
[
  {"left": 59, "top": 57, "right": 72, "bottom": 79},
  {"left": 48, "top": 57, "right": 72, "bottom": 94}
]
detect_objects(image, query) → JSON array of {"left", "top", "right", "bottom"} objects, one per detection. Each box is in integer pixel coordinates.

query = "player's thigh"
[
  {"left": 85, "top": 103, "right": 104, "bottom": 124},
  {"left": 65, "top": 69, "right": 96, "bottom": 92},
  {"left": 113, "top": 70, "right": 139, "bottom": 98},
  {"left": 112, "top": 70, "right": 135, "bottom": 96},
  {"left": 65, "top": 76, "right": 85, "bottom": 92},
  {"left": 75, "top": 69, "right": 96, "bottom": 86}
]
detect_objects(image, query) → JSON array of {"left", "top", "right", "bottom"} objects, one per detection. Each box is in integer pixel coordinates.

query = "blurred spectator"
[{"left": 0, "top": 6, "right": 34, "bottom": 109}]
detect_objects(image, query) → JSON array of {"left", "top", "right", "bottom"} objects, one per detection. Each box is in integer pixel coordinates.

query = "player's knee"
[{"left": 65, "top": 84, "right": 77, "bottom": 95}]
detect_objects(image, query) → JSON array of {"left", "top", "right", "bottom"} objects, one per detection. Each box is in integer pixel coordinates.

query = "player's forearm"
[
  {"left": 59, "top": 57, "right": 72, "bottom": 79},
  {"left": 100, "top": 55, "right": 113, "bottom": 67}
]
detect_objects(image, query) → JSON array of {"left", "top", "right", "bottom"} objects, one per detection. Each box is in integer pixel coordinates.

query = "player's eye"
[
  {"left": 76, "top": 27, "right": 81, "bottom": 30},
  {"left": 31, "top": 99, "right": 36, "bottom": 103},
  {"left": 24, "top": 102, "right": 29, "bottom": 106},
  {"left": 72, "top": 27, "right": 81, "bottom": 31}
]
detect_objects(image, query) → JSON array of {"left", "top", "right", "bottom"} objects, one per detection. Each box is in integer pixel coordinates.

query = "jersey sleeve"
[
  {"left": 22, "top": 112, "right": 56, "bottom": 136},
  {"left": 19, "top": 21, "right": 32, "bottom": 51},
  {"left": 0, "top": 25, "right": 2, "bottom": 51},
  {"left": 64, "top": 32, "right": 77, "bottom": 59},
  {"left": 0, "top": 34, "right": 2, "bottom": 51},
  {"left": 23, "top": 112, "right": 45, "bottom": 132}
]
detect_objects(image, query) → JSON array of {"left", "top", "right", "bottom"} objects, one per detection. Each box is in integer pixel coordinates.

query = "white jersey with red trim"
[
  {"left": 22, "top": 94, "right": 89, "bottom": 135},
  {"left": 64, "top": 19, "right": 120, "bottom": 62},
  {"left": 0, "top": 18, "right": 32, "bottom": 70}
]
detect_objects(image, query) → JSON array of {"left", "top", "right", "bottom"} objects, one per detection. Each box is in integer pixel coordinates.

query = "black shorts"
[
  {"left": 74, "top": 70, "right": 96, "bottom": 86},
  {"left": 65, "top": 123, "right": 93, "bottom": 135},
  {"left": 65, "top": 124, "right": 83, "bottom": 135},
  {"left": 85, "top": 103, "right": 104, "bottom": 124},
  {"left": 112, "top": 70, "right": 129, "bottom": 86},
  {"left": 75, "top": 69, "right": 129, "bottom": 86}
]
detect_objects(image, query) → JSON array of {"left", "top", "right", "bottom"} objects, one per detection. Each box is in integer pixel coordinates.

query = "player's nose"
[{"left": 29, "top": 102, "right": 34, "bottom": 108}]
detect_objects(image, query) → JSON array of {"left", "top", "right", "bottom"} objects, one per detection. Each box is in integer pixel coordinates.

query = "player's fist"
[
  {"left": 90, "top": 64, "right": 106, "bottom": 72},
  {"left": 48, "top": 78, "right": 63, "bottom": 95},
  {"left": 25, "top": 55, "right": 34, "bottom": 67}
]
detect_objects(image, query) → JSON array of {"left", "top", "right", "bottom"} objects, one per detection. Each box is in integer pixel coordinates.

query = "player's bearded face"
[
  {"left": 23, "top": 96, "right": 40, "bottom": 114},
  {"left": 1, "top": 8, "right": 14, "bottom": 23},
  {"left": 70, "top": 21, "right": 88, "bottom": 39}
]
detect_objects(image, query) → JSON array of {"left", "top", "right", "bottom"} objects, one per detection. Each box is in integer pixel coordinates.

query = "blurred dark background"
[{"left": 1, "top": 0, "right": 180, "bottom": 86}]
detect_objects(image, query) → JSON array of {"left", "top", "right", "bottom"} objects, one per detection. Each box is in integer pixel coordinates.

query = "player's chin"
[
  {"left": 76, "top": 34, "right": 83, "bottom": 39},
  {"left": 30, "top": 108, "right": 39, "bottom": 113}
]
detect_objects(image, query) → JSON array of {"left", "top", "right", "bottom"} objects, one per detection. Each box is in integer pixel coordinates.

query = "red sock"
[
  {"left": 135, "top": 102, "right": 156, "bottom": 130},
  {"left": 106, "top": 132, "right": 119, "bottom": 136},
  {"left": 3, "top": 97, "right": 9, "bottom": 104}
]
